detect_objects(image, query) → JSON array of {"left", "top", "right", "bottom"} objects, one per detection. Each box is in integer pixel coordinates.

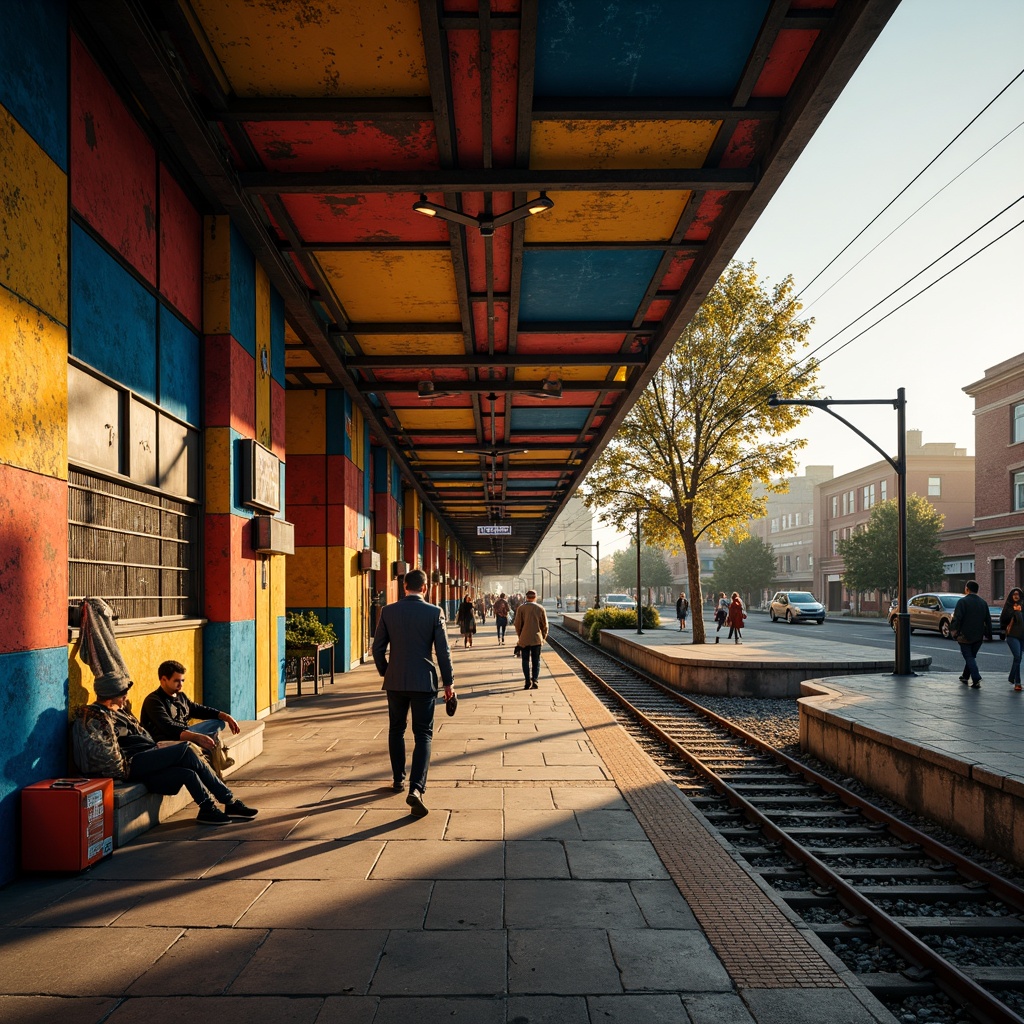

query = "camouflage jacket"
[{"left": 72, "top": 701, "right": 157, "bottom": 780}]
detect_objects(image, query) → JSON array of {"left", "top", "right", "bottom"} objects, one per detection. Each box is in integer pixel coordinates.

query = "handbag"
[{"left": 513, "top": 644, "right": 522, "bottom": 657}]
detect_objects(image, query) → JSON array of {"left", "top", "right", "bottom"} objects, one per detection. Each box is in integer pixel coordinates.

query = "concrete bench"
[{"left": 113, "top": 720, "right": 264, "bottom": 846}]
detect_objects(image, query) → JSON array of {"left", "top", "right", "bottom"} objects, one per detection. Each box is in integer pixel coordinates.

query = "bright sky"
[{"left": 593, "top": 0, "right": 1024, "bottom": 556}]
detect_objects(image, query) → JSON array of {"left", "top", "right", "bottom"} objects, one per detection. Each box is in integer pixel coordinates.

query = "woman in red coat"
[{"left": 726, "top": 593, "right": 746, "bottom": 644}]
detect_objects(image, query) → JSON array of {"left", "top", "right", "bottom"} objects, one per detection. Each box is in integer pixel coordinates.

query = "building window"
[
  {"left": 831, "top": 496, "right": 838, "bottom": 518},
  {"left": 1015, "top": 472, "right": 1024, "bottom": 511},
  {"left": 993, "top": 558, "right": 1005, "bottom": 601},
  {"left": 880, "top": 479, "right": 887, "bottom": 501},
  {"left": 1015, "top": 404, "right": 1024, "bottom": 444},
  {"left": 784, "top": 555, "right": 791, "bottom": 572},
  {"left": 842, "top": 492, "right": 849, "bottom": 516},
  {"left": 808, "top": 555, "right": 813, "bottom": 569},
  {"left": 795, "top": 512, "right": 801, "bottom": 527},
  {"left": 808, "top": 510, "right": 814, "bottom": 526},
  {"left": 849, "top": 489, "right": 855, "bottom": 512},
  {"left": 770, "top": 518, "right": 778, "bottom": 533},
  {"left": 830, "top": 530, "right": 838, "bottom": 555},
  {"left": 928, "top": 477, "right": 941, "bottom": 497}
]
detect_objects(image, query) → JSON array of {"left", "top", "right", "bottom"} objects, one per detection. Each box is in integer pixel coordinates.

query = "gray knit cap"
[{"left": 94, "top": 672, "right": 132, "bottom": 698}]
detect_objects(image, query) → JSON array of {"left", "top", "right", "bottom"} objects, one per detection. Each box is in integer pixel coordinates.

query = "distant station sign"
[{"left": 477, "top": 525, "right": 512, "bottom": 536}]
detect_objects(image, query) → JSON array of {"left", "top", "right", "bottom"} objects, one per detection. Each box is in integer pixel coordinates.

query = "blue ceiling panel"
[
  {"left": 535, "top": 0, "right": 771, "bottom": 97},
  {"left": 519, "top": 250, "right": 662, "bottom": 321},
  {"left": 510, "top": 406, "right": 591, "bottom": 432},
  {"left": 506, "top": 479, "right": 559, "bottom": 489}
]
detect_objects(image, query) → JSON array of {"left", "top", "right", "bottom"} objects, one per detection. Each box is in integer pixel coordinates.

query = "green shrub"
[
  {"left": 582, "top": 605, "right": 660, "bottom": 642},
  {"left": 285, "top": 610, "right": 338, "bottom": 649}
]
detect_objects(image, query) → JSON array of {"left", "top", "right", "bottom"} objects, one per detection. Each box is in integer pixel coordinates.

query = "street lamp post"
[
  {"left": 768, "top": 388, "right": 911, "bottom": 676},
  {"left": 537, "top": 566, "right": 556, "bottom": 602},
  {"left": 564, "top": 541, "right": 600, "bottom": 609},
  {"left": 555, "top": 558, "right": 564, "bottom": 610},
  {"left": 635, "top": 509, "right": 644, "bottom": 635}
]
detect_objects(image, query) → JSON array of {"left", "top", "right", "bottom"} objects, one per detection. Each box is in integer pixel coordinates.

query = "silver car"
[{"left": 768, "top": 591, "right": 826, "bottom": 625}]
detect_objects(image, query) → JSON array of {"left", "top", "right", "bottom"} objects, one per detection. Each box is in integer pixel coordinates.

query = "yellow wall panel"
[
  {"left": 352, "top": 405, "right": 364, "bottom": 471},
  {"left": 192, "top": 0, "right": 429, "bottom": 98},
  {"left": 531, "top": 119, "right": 718, "bottom": 169},
  {"left": 204, "top": 428, "right": 232, "bottom": 514},
  {"left": 68, "top": 626, "right": 202, "bottom": 719},
  {"left": 203, "top": 215, "right": 232, "bottom": 335},
  {"left": 287, "top": 546, "right": 327, "bottom": 607},
  {"left": 256, "top": 551, "right": 270, "bottom": 713},
  {"left": 286, "top": 389, "right": 326, "bottom": 455},
  {"left": 394, "top": 408, "right": 476, "bottom": 432},
  {"left": 0, "top": 290, "right": 67, "bottom": 479},
  {"left": 0, "top": 107, "right": 67, "bottom": 323},
  {"left": 355, "top": 334, "right": 465, "bottom": 356},
  {"left": 404, "top": 490, "right": 420, "bottom": 529},
  {"left": 271, "top": 552, "right": 286, "bottom": 616},
  {"left": 255, "top": 264, "right": 271, "bottom": 449},
  {"left": 525, "top": 190, "right": 687, "bottom": 242},
  {"left": 317, "top": 251, "right": 459, "bottom": 322}
]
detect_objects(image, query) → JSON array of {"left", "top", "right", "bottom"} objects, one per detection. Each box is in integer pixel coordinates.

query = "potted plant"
[{"left": 285, "top": 611, "right": 338, "bottom": 693}]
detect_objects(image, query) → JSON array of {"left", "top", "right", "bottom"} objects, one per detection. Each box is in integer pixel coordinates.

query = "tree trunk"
[{"left": 682, "top": 528, "right": 706, "bottom": 644}]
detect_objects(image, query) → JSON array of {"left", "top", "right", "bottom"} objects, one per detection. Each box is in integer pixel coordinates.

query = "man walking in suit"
[
  {"left": 372, "top": 568, "right": 455, "bottom": 816},
  {"left": 513, "top": 589, "right": 548, "bottom": 690}
]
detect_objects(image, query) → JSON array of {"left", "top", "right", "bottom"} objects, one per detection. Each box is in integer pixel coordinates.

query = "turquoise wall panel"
[
  {"left": 203, "top": 620, "right": 256, "bottom": 720},
  {"left": 0, "top": 646, "right": 69, "bottom": 885},
  {"left": 510, "top": 406, "right": 591, "bottom": 431},
  {"left": 325, "top": 606, "right": 352, "bottom": 674},
  {"left": 159, "top": 305, "right": 201, "bottom": 425},
  {"left": 71, "top": 224, "right": 157, "bottom": 400},
  {"left": 391, "top": 461, "right": 402, "bottom": 499},
  {"left": 277, "top": 615, "right": 286, "bottom": 700},
  {"left": 520, "top": 250, "right": 662, "bottom": 321},
  {"left": 229, "top": 222, "right": 256, "bottom": 357},
  {"left": 0, "top": 1, "right": 67, "bottom": 170},
  {"left": 373, "top": 447, "right": 388, "bottom": 493},
  {"left": 270, "top": 287, "right": 286, "bottom": 386},
  {"left": 535, "top": 0, "right": 769, "bottom": 96},
  {"left": 230, "top": 428, "right": 257, "bottom": 519}
]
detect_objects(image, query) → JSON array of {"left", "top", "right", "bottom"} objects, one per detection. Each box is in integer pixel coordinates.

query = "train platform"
[{"left": 0, "top": 620, "right": 898, "bottom": 1024}]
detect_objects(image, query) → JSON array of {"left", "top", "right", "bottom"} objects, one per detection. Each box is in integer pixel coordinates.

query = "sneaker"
[
  {"left": 392, "top": 779, "right": 405, "bottom": 791},
  {"left": 406, "top": 789, "right": 428, "bottom": 817},
  {"left": 530, "top": 681, "right": 538, "bottom": 689},
  {"left": 971, "top": 680, "right": 982, "bottom": 688},
  {"left": 224, "top": 800, "right": 259, "bottom": 819},
  {"left": 197, "top": 803, "right": 231, "bottom": 825},
  {"left": 959, "top": 675, "right": 969, "bottom": 684}
]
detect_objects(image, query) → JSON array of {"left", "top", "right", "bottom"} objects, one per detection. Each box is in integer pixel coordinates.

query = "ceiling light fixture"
[
  {"left": 524, "top": 377, "right": 563, "bottom": 400},
  {"left": 457, "top": 446, "right": 530, "bottom": 457},
  {"left": 412, "top": 193, "right": 554, "bottom": 237},
  {"left": 417, "top": 380, "right": 460, "bottom": 400}
]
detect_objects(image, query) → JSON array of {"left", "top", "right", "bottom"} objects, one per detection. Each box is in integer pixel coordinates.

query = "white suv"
[{"left": 602, "top": 594, "right": 636, "bottom": 609}]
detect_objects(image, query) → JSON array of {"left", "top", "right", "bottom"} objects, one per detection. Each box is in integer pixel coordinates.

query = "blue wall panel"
[
  {"left": 325, "top": 607, "right": 352, "bottom": 673},
  {"left": 373, "top": 446, "right": 388, "bottom": 494},
  {"left": 0, "top": 647, "right": 69, "bottom": 885},
  {"left": 229, "top": 429, "right": 256, "bottom": 519},
  {"left": 326, "top": 389, "right": 347, "bottom": 458},
  {"left": 270, "top": 287, "right": 286, "bottom": 386},
  {"left": 203, "top": 620, "right": 256, "bottom": 720},
  {"left": 277, "top": 615, "right": 286, "bottom": 700},
  {"left": 0, "top": 0, "right": 68, "bottom": 170},
  {"left": 535, "top": 0, "right": 769, "bottom": 97},
  {"left": 71, "top": 224, "right": 157, "bottom": 400},
  {"left": 229, "top": 222, "right": 256, "bottom": 358},
  {"left": 519, "top": 250, "right": 662, "bottom": 321},
  {"left": 159, "top": 305, "right": 201, "bottom": 425}
]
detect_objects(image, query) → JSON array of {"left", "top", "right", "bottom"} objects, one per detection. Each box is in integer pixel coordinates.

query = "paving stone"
[
  {"left": 85, "top": 841, "right": 237, "bottom": 880},
  {"left": 477, "top": 766, "right": 608, "bottom": 781},
  {"left": 236, "top": 878, "right": 432, "bottom": 929},
  {"left": 0, "top": 878, "right": 91, "bottom": 925},
  {"left": 369, "top": 996, "right": 505, "bottom": 1023},
  {"left": 14, "top": 880, "right": 154, "bottom": 927},
  {"left": 372, "top": 840, "right": 504, "bottom": 879},
  {"left": 504, "top": 808, "right": 582, "bottom": 841},
  {"left": 739, "top": 988, "right": 888, "bottom": 1024},
  {"left": 505, "top": 995, "right": 590, "bottom": 1024},
  {"left": 609, "top": 930, "right": 733, "bottom": 992},
  {"left": 426, "top": 787, "right": 503, "bottom": 810},
  {"left": 505, "top": 880, "right": 646, "bottom": 929},
  {"left": 629, "top": 880, "right": 700, "bottom": 929},
  {"left": 0, "top": 927, "right": 182, "bottom": 995},
  {"left": 587, "top": 993, "right": 690, "bottom": 1022},
  {"left": 229, "top": 929, "right": 388, "bottom": 995},
  {"left": 112, "top": 879, "right": 270, "bottom": 927},
  {"left": 312, "top": 996, "right": 379, "bottom": 1024},
  {"left": 503, "top": 787, "right": 554, "bottom": 809},
  {"left": 273, "top": 808, "right": 366, "bottom": 839},
  {"left": 0, "top": 996, "right": 116, "bottom": 1024},
  {"left": 105, "top": 996, "right": 324, "bottom": 1024},
  {"left": 446, "top": 808, "right": 504, "bottom": 839},
  {"left": 503, "top": 750, "right": 547, "bottom": 766},
  {"left": 505, "top": 841, "right": 570, "bottom": 879},
  {"left": 369, "top": 930, "right": 507, "bottom": 995},
  {"left": 682, "top": 993, "right": 757, "bottom": 1024},
  {"left": 564, "top": 841, "right": 670, "bottom": 880},
  {"left": 550, "top": 787, "right": 626, "bottom": 811},
  {"left": 575, "top": 809, "right": 649, "bottom": 841},
  {"left": 507, "top": 929, "right": 620, "bottom": 994},
  {"left": 153, "top": 811, "right": 306, "bottom": 842},
  {"left": 202, "top": 840, "right": 384, "bottom": 880},
  {"left": 425, "top": 880, "right": 503, "bottom": 929},
  {"left": 292, "top": 808, "right": 449, "bottom": 841},
  {"left": 543, "top": 751, "right": 603, "bottom": 766},
  {"left": 126, "top": 929, "right": 267, "bottom": 994}
]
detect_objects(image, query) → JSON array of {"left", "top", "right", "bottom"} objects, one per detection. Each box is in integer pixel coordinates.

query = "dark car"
[
  {"left": 768, "top": 591, "right": 825, "bottom": 624},
  {"left": 887, "top": 592, "right": 1004, "bottom": 640}
]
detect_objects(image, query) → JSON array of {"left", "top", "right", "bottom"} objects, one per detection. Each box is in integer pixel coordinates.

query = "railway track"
[{"left": 548, "top": 625, "right": 1024, "bottom": 1024}]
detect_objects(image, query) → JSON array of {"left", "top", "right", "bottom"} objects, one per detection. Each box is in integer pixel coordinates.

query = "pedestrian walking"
[
  {"left": 675, "top": 592, "right": 689, "bottom": 631},
  {"left": 371, "top": 569, "right": 455, "bottom": 816},
  {"left": 513, "top": 589, "right": 548, "bottom": 690},
  {"left": 493, "top": 592, "right": 510, "bottom": 645},
  {"left": 726, "top": 593, "right": 745, "bottom": 644},
  {"left": 951, "top": 580, "right": 992, "bottom": 688},
  {"left": 456, "top": 595, "right": 477, "bottom": 648},
  {"left": 714, "top": 592, "right": 728, "bottom": 643},
  {"left": 1000, "top": 588, "right": 1024, "bottom": 691}
]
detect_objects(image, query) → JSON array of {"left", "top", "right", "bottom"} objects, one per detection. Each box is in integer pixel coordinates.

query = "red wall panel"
[
  {"left": 159, "top": 164, "right": 202, "bottom": 328},
  {"left": 204, "top": 514, "right": 256, "bottom": 622},
  {"left": 287, "top": 455, "right": 327, "bottom": 506},
  {"left": 205, "top": 335, "right": 256, "bottom": 436}
]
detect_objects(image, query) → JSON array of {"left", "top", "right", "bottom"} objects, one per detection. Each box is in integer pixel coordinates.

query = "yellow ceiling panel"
[
  {"left": 415, "top": 452, "right": 478, "bottom": 463},
  {"left": 513, "top": 366, "right": 612, "bottom": 382},
  {"left": 285, "top": 348, "right": 317, "bottom": 368},
  {"left": 354, "top": 334, "right": 465, "bottom": 356},
  {"left": 394, "top": 408, "right": 477, "bottom": 432},
  {"left": 524, "top": 190, "right": 687, "bottom": 242},
  {"left": 531, "top": 120, "right": 719, "bottom": 169},
  {"left": 191, "top": 0, "right": 429, "bottom": 97},
  {"left": 317, "top": 251, "right": 460, "bottom": 321},
  {"left": 509, "top": 451, "right": 574, "bottom": 462}
]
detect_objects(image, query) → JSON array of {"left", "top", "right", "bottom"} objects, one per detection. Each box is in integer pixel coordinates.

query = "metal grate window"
[{"left": 68, "top": 468, "right": 200, "bottom": 622}]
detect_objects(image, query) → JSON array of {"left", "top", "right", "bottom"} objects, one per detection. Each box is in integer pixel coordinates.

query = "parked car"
[
  {"left": 602, "top": 594, "right": 636, "bottom": 609},
  {"left": 540, "top": 597, "right": 560, "bottom": 615},
  {"left": 768, "top": 591, "right": 825, "bottom": 624},
  {"left": 884, "top": 592, "right": 1002, "bottom": 639}
]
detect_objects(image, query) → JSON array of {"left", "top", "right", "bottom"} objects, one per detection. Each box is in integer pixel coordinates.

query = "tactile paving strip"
[{"left": 545, "top": 652, "right": 846, "bottom": 988}]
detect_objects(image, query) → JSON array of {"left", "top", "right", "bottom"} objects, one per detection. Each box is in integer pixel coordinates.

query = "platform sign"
[{"left": 477, "top": 525, "right": 512, "bottom": 536}]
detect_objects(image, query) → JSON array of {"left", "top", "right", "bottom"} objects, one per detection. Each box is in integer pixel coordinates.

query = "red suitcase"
[{"left": 21, "top": 777, "right": 114, "bottom": 872}]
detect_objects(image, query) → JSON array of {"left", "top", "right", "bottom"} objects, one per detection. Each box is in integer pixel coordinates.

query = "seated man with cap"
[{"left": 73, "top": 671, "right": 258, "bottom": 825}]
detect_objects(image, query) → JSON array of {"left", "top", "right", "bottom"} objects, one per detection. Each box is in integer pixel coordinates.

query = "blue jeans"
[
  {"left": 959, "top": 640, "right": 983, "bottom": 684},
  {"left": 521, "top": 644, "right": 541, "bottom": 683},
  {"left": 1007, "top": 636, "right": 1022, "bottom": 685},
  {"left": 189, "top": 719, "right": 226, "bottom": 739},
  {"left": 387, "top": 691, "right": 435, "bottom": 793},
  {"left": 495, "top": 616, "right": 508, "bottom": 641},
  {"left": 128, "top": 742, "right": 232, "bottom": 806}
]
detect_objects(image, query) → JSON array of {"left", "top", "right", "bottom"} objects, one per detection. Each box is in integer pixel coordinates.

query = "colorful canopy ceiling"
[{"left": 78, "top": 0, "right": 896, "bottom": 575}]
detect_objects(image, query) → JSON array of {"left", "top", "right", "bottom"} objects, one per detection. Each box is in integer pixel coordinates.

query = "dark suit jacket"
[
  {"left": 372, "top": 593, "right": 454, "bottom": 693},
  {"left": 951, "top": 592, "right": 992, "bottom": 644}
]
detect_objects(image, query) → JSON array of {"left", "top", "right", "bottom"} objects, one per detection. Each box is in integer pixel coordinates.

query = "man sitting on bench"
[
  {"left": 141, "top": 660, "right": 238, "bottom": 778},
  {"left": 73, "top": 671, "right": 258, "bottom": 826}
]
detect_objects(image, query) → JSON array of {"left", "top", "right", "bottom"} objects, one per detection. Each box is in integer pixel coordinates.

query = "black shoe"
[
  {"left": 224, "top": 799, "right": 259, "bottom": 818},
  {"left": 197, "top": 803, "right": 231, "bottom": 825},
  {"left": 392, "top": 780, "right": 405, "bottom": 792},
  {"left": 530, "top": 681, "right": 538, "bottom": 689},
  {"left": 524, "top": 682, "right": 531, "bottom": 690},
  {"left": 959, "top": 676, "right": 969, "bottom": 684},
  {"left": 971, "top": 680, "right": 982, "bottom": 688},
  {"left": 445, "top": 692, "right": 458, "bottom": 716},
  {"left": 406, "top": 789, "right": 428, "bottom": 817}
]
